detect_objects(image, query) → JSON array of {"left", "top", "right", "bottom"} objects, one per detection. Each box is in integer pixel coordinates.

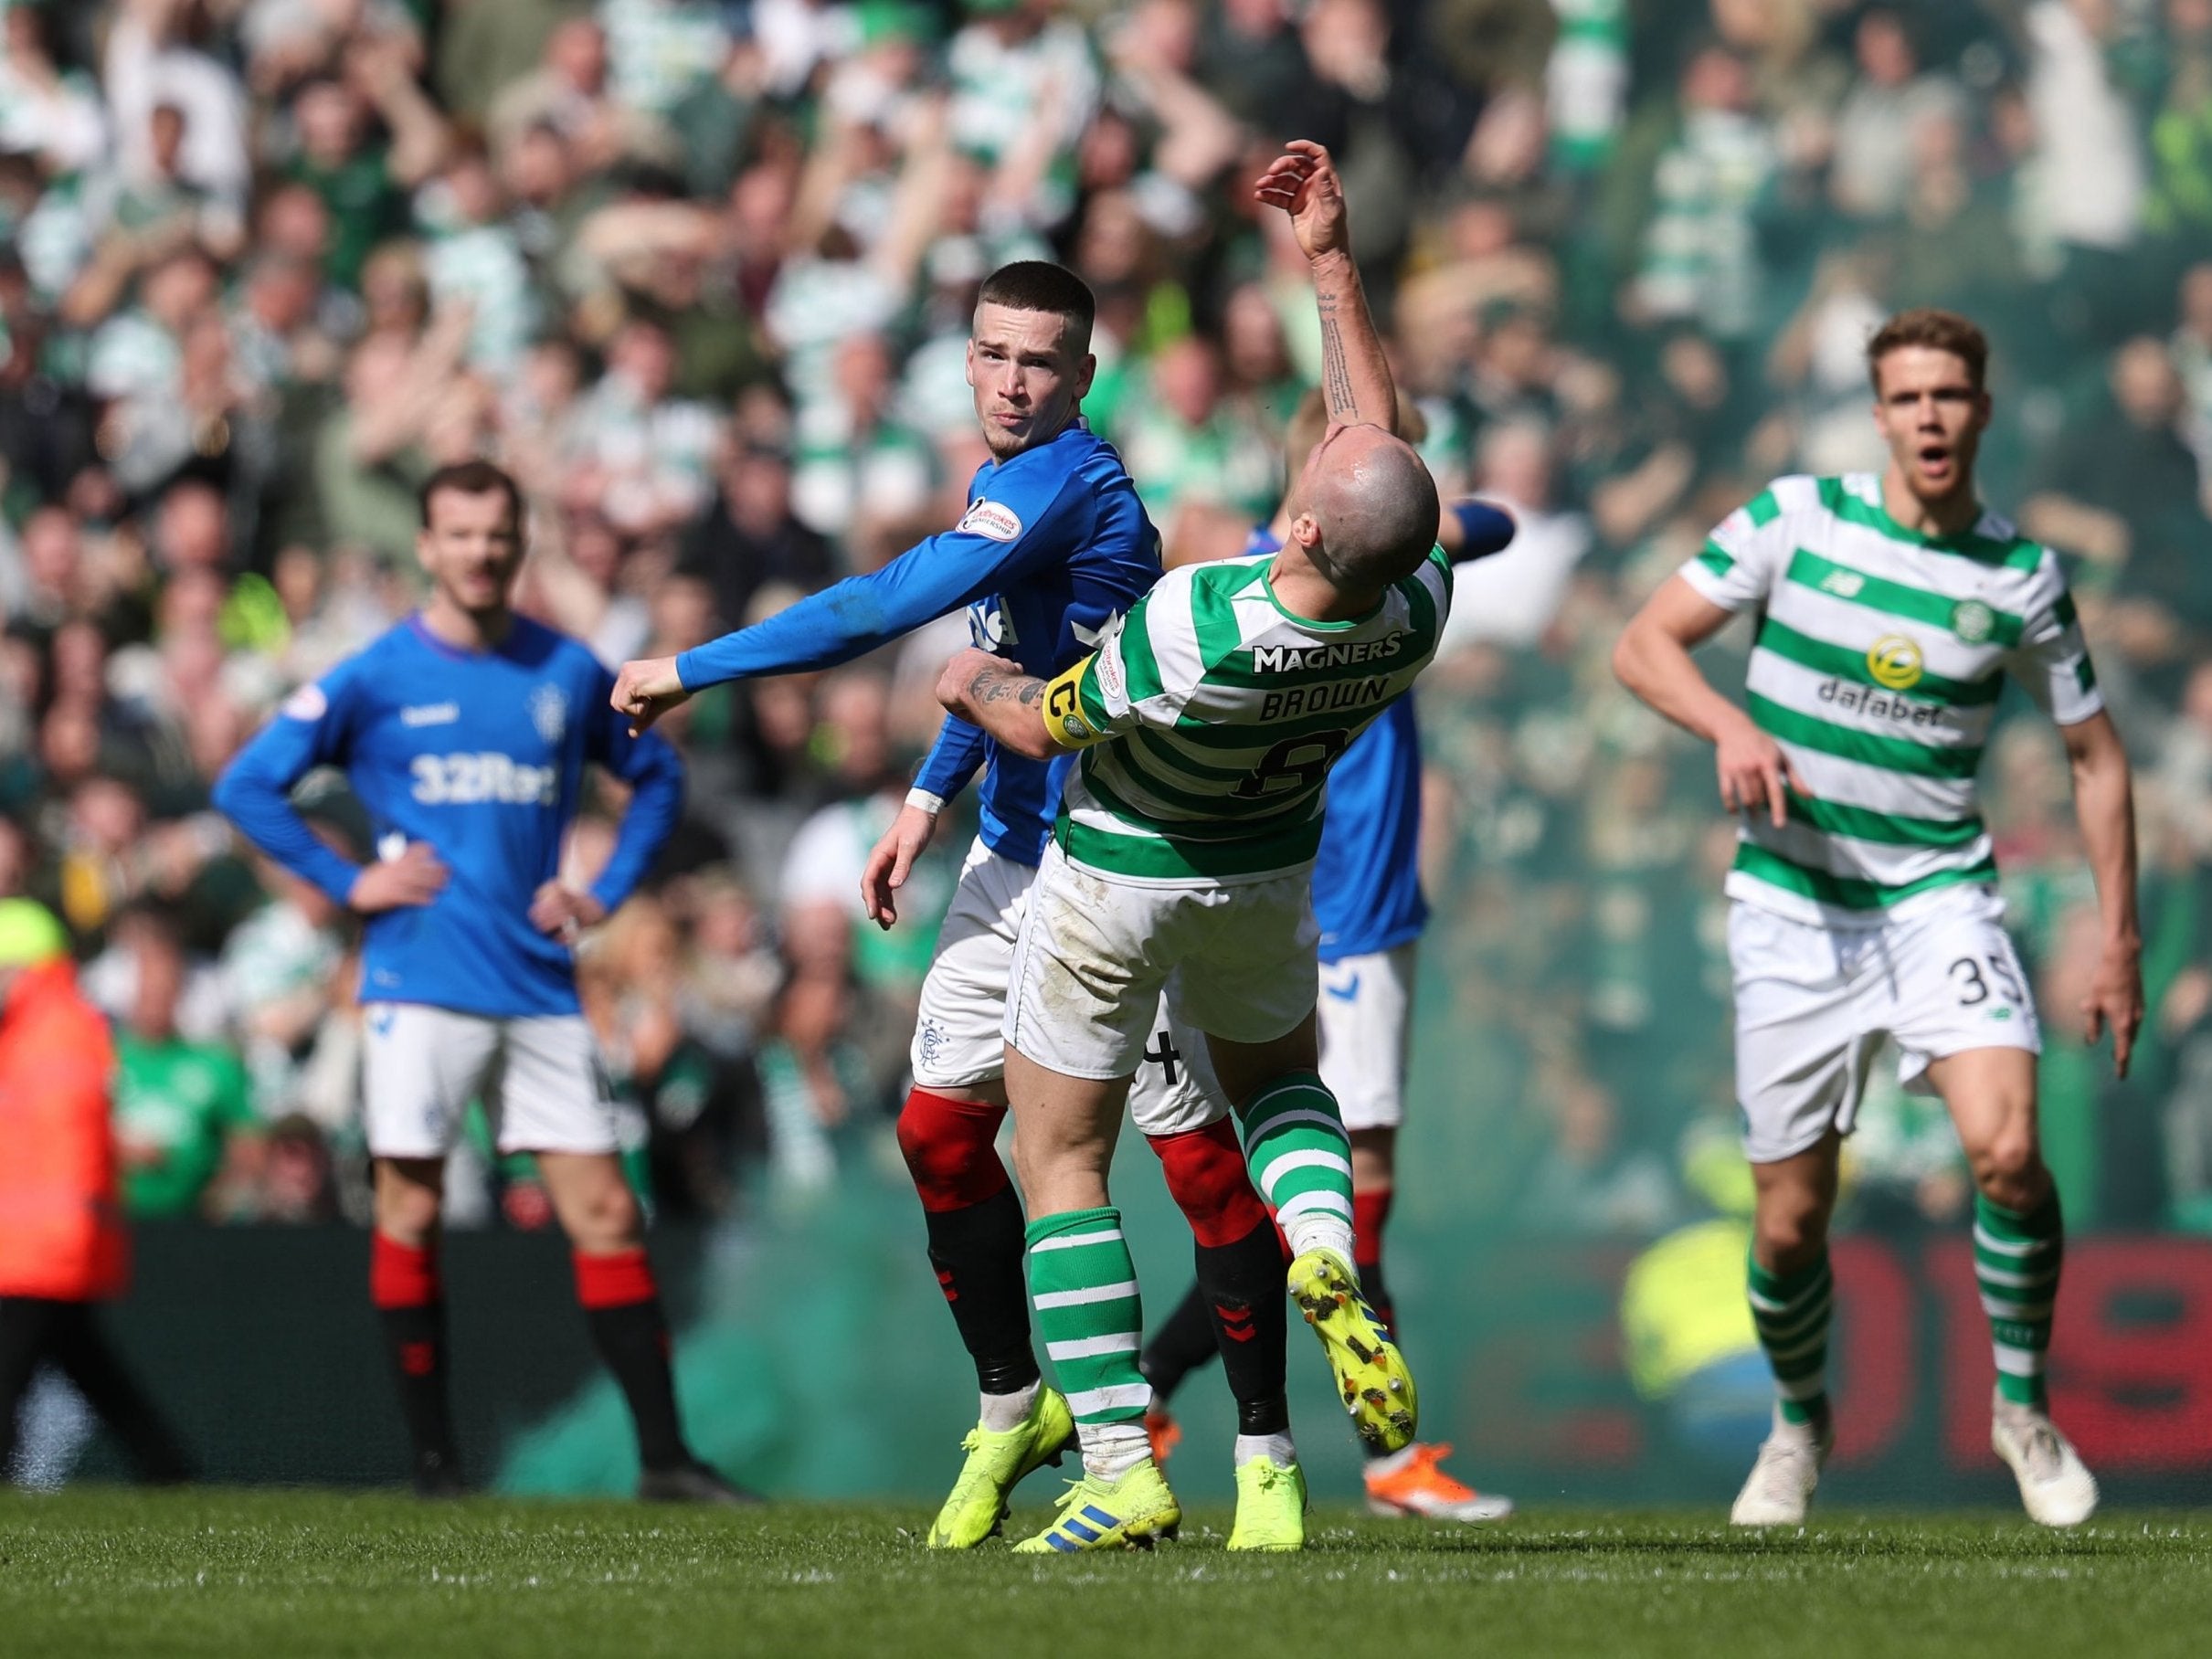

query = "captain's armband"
[{"left": 1042, "top": 656, "right": 1111, "bottom": 750}]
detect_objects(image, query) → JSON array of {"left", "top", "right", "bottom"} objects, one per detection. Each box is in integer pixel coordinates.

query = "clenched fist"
[{"left": 610, "top": 655, "right": 689, "bottom": 736}]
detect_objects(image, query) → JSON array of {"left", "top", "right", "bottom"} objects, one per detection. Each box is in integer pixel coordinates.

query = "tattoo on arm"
[
  {"left": 1316, "top": 294, "right": 1358, "bottom": 423},
  {"left": 969, "top": 666, "right": 1044, "bottom": 709}
]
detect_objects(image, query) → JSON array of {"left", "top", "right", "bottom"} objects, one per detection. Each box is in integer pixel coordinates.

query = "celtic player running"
[
  {"left": 940, "top": 423, "right": 1445, "bottom": 1553},
  {"left": 1613, "top": 309, "right": 2143, "bottom": 1527}
]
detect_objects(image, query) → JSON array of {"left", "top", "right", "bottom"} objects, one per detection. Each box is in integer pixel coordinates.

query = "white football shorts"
[
  {"left": 909, "top": 837, "right": 1034, "bottom": 1093},
  {"left": 1127, "top": 941, "right": 1415, "bottom": 1134},
  {"left": 1317, "top": 943, "right": 1415, "bottom": 1131},
  {"left": 362, "top": 1002, "right": 619, "bottom": 1159},
  {"left": 1004, "top": 841, "right": 1318, "bottom": 1083},
  {"left": 914, "top": 836, "right": 1225, "bottom": 1136},
  {"left": 1730, "top": 884, "right": 2041, "bottom": 1164}
]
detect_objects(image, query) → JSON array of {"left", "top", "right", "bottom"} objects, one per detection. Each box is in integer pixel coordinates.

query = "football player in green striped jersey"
[
  {"left": 1614, "top": 307, "right": 2143, "bottom": 1529},
  {"left": 937, "top": 417, "right": 1447, "bottom": 1553}
]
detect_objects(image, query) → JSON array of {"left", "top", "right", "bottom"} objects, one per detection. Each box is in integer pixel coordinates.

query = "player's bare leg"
[
  {"left": 1207, "top": 1022, "right": 1416, "bottom": 1455},
  {"left": 1001, "top": 1050, "right": 1181, "bottom": 1552},
  {"left": 1927, "top": 1048, "right": 2097, "bottom": 1526},
  {"left": 1732, "top": 1136, "right": 1841, "bottom": 1526},
  {"left": 370, "top": 1157, "right": 461, "bottom": 1496},
  {"left": 537, "top": 1151, "right": 748, "bottom": 1505}
]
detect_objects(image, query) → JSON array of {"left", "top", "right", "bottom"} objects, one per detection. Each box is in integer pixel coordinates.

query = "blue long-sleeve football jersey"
[
  {"left": 676, "top": 419, "right": 1159, "bottom": 866},
  {"left": 215, "top": 615, "right": 684, "bottom": 1019}
]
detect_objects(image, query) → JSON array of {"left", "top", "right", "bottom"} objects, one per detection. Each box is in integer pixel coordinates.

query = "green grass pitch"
[{"left": 3, "top": 1489, "right": 2208, "bottom": 1659}]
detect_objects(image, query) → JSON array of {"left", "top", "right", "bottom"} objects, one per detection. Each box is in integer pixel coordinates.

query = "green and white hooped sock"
[
  {"left": 1027, "top": 1207, "right": 1150, "bottom": 1474},
  {"left": 1975, "top": 1191, "right": 2063, "bottom": 1411},
  {"left": 1233, "top": 1071, "right": 1356, "bottom": 1265},
  {"left": 1746, "top": 1249, "right": 1833, "bottom": 1428}
]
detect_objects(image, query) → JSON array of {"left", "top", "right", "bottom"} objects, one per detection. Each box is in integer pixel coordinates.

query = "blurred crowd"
[{"left": 1, "top": 0, "right": 2209, "bottom": 1239}]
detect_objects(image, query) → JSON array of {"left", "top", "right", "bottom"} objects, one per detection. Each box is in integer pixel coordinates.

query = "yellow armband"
[{"left": 1042, "top": 655, "right": 1111, "bottom": 749}]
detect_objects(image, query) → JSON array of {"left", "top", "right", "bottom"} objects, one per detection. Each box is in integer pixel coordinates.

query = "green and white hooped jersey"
[
  {"left": 1045, "top": 548, "right": 1452, "bottom": 885},
  {"left": 1680, "top": 472, "right": 2102, "bottom": 926}
]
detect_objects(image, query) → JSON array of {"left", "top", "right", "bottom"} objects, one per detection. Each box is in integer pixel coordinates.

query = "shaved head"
[
  {"left": 1299, "top": 425, "right": 1440, "bottom": 589},
  {"left": 1282, "top": 389, "right": 1427, "bottom": 514}
]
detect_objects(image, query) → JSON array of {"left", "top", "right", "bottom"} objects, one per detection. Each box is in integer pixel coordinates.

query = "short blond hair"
[{"left": 1867, "top": 308, "right": 1989, "bottom": 393}]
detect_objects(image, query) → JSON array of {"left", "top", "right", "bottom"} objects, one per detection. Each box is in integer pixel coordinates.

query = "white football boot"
[
  {"left": 1991, "top": 1390, "right": 2099, "bottom": 1527},
  {"left": 1730, "top": 1406, "right": 1833, "bottom": 1527}
]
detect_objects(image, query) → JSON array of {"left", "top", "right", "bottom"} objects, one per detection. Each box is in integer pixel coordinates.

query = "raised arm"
[
  {"left": 1255, "top": 141, "right": 1396, "bottom": 433},
  {"left": 611, "top": 475, "right": 1085, "bottom": 735},
  {"left": 2059, "top": 710, "right": 2143, "bottom": 1077}
]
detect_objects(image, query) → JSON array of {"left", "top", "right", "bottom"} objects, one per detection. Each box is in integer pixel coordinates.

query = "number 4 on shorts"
[{"left": 1144, "top": 1029, "right": 1182, "bottom": 1086}]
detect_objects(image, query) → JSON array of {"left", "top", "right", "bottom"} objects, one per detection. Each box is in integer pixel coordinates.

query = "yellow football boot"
[
  {"left": 1289, "top": 1248, "right": 1417, "bottom": 1453},
  {"left": 1011, "top": 1459, "right": 1181, "bottom": 1554},
  {"left": 926, "top": 1386, "right": 1076, "bottom": 1548},
  {"left": 1226, "top": 1457, "right": 1307, "bottom": 1552}
]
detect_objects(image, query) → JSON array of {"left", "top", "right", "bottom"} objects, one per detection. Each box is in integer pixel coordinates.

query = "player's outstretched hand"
[
  {"left": 1714, "top": 713, "right": 1803, "bottom": 829},
  {"left": 862, "top": 803, "right": 939, "bottom": 931},
  {"left": 1254, "top": 139, "right": 1349, "bottom": 264},
  {"left": 347, "top": 841, "right": 448, "bottom": 914},
  {"left": 610, "top": 655, "right": 689, "bottom": 737},
  {"left": 530, "top": 881, "right": 608, "bottom": 941},
  {"left": 2081, "top": 942, "right": 2144, "bottom": 1080}
]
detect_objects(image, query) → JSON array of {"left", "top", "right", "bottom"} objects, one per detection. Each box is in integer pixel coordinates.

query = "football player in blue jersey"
[
  {"left": 1129, "top": 364, "right": 1523, "bottom": 1525},
  {"left": 216, "top": 461, "right": 742, "bottom": 1503},
  {"left": 611, "top": 261, "right": 1282, "bottom": 1548}
]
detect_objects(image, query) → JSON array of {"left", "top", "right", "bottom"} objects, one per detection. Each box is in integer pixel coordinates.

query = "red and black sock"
[
  {"left": 1138, "top": 1281, "right": 1218, "bottom": 1406},
  {"left": 575, "top": 1247, "right": 689, "bottom": 1474},
  {"left": 370, "top": 1232, "right": 459, "bottom": 1490},
  {"left": 1354, "top": 1186, "right": 1396, "bottom": 1336},
  {"left": 1148, "top": 1122, "right": 1288, "bottom": 1435},
  {"left": 898, "top": 1087, "right": 1038, "bottom": 1396},
  {"left": 1194, "top": 1220, "right": 1292, "bottom": 1434}
]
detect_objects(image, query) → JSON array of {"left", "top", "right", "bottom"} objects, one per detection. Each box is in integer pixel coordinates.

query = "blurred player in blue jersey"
[
  {"left": 217, "top": 461, "right": 741, "bottom": 1503},
  {"left": 611, "top": 262, "right": 1279, "bottom": 1547},
  {"left": 1129, "top": 381, "right": 1523, "bottom": 1523}
]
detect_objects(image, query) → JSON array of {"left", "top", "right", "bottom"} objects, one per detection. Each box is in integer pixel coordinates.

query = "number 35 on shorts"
[{"left": 1947, "top": 949, "right": 2027, "bottom": 1017}]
